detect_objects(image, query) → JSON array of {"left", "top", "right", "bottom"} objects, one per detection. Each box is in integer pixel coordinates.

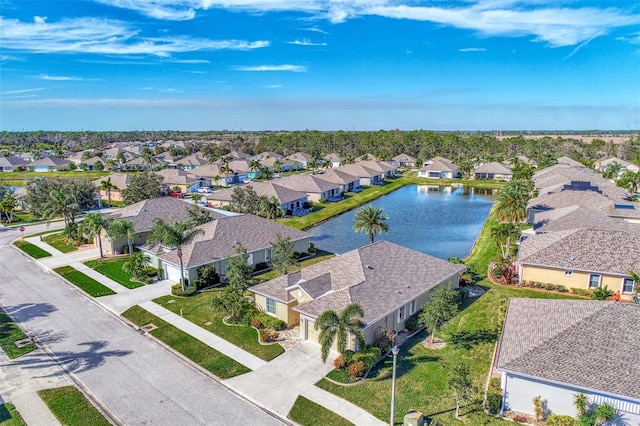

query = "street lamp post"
[{"left": 390, "top": 344, "right": 400, "bottom": 426}]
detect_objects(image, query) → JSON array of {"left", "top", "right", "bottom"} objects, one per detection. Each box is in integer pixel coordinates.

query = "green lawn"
[
  {"left": 13, "top": 239, "right": 52, "bottom": 259},
  {"left": 84, "top": 258, "right": 144, "bottom": 289},
  {"left": 122, "top": 305, "right": 250, "bottom": 379},
  {"left": 288, "top": 396, "right": 354, "bottom": 426},
  {"left": 154, "top": 291, "right": 285, "bottom": 361},
  {"left": 53, "top": 266, "right": 116, "bottom": 297},
  {"left": 0, "top": 170, "right": 110, "bottom": 183},
  {"left": 0, "top": 403, "right": 26, "bottom": 426},
  {"left": 38, "top": 386, "right": 111, "bottom": 426},
  {"left": 0, "top": 310, "right": 37, "bottom": 359},
  {"left": 42, "top": 233, "right": 78, "bottom": 253},
  {"left": 11, "top": 211, "right": 40, "bottom": 223}
]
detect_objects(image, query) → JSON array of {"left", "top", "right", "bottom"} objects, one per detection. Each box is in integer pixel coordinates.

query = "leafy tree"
[
  {"left": 99, "top": 177, "right": 117, "bottom": 207},
  {"left": 447, "top": 357, "right": 473, "bottom": 418},
  {"left": 257, "top": 195, "right": 283, "bottom": 220},
  {"left": 25, "top": 177, "right": 95, "bottom": 222},
  {"left": 494, "top": 179, "right": 531, "bottom": 222},
  {"left": 81, "top": 212, "right": 106, "bottom": 257},
  {"left": 314, "top": 303, "right": 366, "bottom": 363},
  {"left": 0, "top": 191, "right": 17, "bottom": 222},
  {"left": 224, "top": 243, "right": 253, "bottom": 293},
  {"left": 148, "top": 219, "right": 204, "bottom": 291},
  {"left": 231, "top": 186, "right": 260, "bottom": 214},
  {"left": 211, "top": 288, "right": 252, "bottom": 319},
  {"left": 121, "top": 172, "right": 164, "bottom": 205},
  {"left": 270, "top": 234, "right": 297, "bottom": 274},
  {"left": 122, "top": 251, "right": 150, "bottom": 280},
  {"left": 353, "top": 205, "right": 389, "bottom": 244},
  {"left": 602, "top": 162, "right": 622, "bottom": 180},
  {"left": 187, "top": 204, "right": 213, "bottom": 226},
  {"left": 419, "top": 283, "right": 459, "bottom": 345},
  {"left": 107, "top": 219, "right": 136, "bottom": 255}
]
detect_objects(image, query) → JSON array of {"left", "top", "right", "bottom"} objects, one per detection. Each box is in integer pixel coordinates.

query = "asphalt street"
[{"left": 0, "top": 223, "right": 286, "bottom": 426}]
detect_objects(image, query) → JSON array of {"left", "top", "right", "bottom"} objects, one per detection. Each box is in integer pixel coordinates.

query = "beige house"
[
  {"left": 155, "top": 168, "right": 204, "bottom": 193},
  {"left": 418, "top": 157, "right": 460, "bottom": 179},
  {"left": 275, "top": 174, "right": 342, "bottom": 202},
  {"left": 206, "top": 181, "right": 308, "bottom": 214},
  {"left": 250, "top": 241, "right": 465, "bottom": 348},
  {"left": 93, "top": 173, "right": 132, "bottom": 203},
  {"left": 473, "top": 162, "right": 512, "bottom": 181},
  {"left": 516, "top": 229, "right": 640, "bottom": 300}
]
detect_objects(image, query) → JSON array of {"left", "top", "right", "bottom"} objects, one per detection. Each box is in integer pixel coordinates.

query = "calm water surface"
[{"left": 310, "top": 185, "right": 496, "bottom": 260}]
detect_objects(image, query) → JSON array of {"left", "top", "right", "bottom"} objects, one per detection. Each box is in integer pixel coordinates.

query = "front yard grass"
[
  {"left": 53, "top": 266, "right": 116, "bottom": 297},
  {"left": 0, "top": 403, "right": 26, "bottom": 426},
  {"left": 84, "top": 258, "right": 145, "bottom": 289},
  {"left": 13, "top": 239, "right": 52, "bottom": 259},
  {"left": 154, "top": 291, "right": 285, "bottom": 361},
  {"left": 122, "top": 305, "right": 250, "bottom": 379},
  {"left": 288, "top": 396, "right": 354, "bottom": 426},
  {"left": 38, "top": 386, "right": 111, "bottom": 426},
  {"left": 0, "top": 310, "right": 37, "bottom": 359},
  {"left": 42, "top": 233, "right": 78, "bottom": 253}
]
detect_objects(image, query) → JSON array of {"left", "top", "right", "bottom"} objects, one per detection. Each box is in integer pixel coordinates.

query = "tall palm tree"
[
  {"left": 490, "top": 222, "right": 521, "bottom": 258},
  {"left": 353, "top": 205, "right": 389, "bottom": 244},
  {"left": 273, "top": 159, "right": 282, "bottom": 175},
  {"left": 81, "top": 212, "right": 106, "bottom": 257},
  {"left": 108, "top": 219, "right": 136, "bottom": 255},
  {"left": 147, "top": 219, "right": 204, "bottom": 291},
  {"left": 249, "top": 159, "right": 262, "bottom": 177},
  {"left": 314, "top": 303, "right": 366, "bottom": 363},
  {"left": 42, "top": 187, "right": 80, "bottom": 227},
  {"left": 494, "top": 179, "right": 531, "bottom": 222},
  {"left": 99, "top": 177, "right": 117, "bottom": 208},
  {"left": 616, "top": 170, "right": 640, "bottom": 196}
]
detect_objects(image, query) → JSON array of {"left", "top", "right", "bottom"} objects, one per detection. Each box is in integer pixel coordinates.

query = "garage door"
[
  {"left": 305, "top": 319, "right": 321, "bottom": 344},
  {"left": 165, "top": 264, "right": 182, "bottom": 283}
]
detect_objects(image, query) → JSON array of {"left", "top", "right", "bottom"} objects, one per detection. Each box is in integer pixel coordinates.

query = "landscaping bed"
[
  {"left": 13, "top": 240, "right": 51, "bottom": 259},
  {"left": 0, "top": 310, "right": 37, "bottom": 359},
  {"left": 38, "top": 386, "right": 111, "bottom": 426},
  {"left": 53, "top": 266, "right": 116, "bottom": 297},
  {"left": 122, "top": 305, "right": 250, "bottom": 379},
  {"left": 42, "top": 233, "right": 78, "bottom": 253},
  {"left": 84, "top": 258, "right": 145, "bottom": 289}
]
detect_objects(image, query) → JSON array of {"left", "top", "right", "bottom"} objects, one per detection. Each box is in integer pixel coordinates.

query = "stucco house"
[
  {"left": 418, "top": 157, "right": 460, "bottom": 179},
  {"left": 93, "top": 173, "right": 132, "bottom": 203},
  {"left": 141, "top": 214, "right": 311, "bottom": 284},
  {"left": 556, "top": 156, "right": 587, "bottom": 168},
  {"left": 286, "top": 152, "right": 314, "bottom": 169},
  {"left": 173, "top": 153, "right": 208, "bottom": 170},
  {"left": 0, "top": 156, "right": 29, "bottom": 172},
  {"left": 27, "top": 157, "right": 71, "bottom": 172},
  {"left": 205, "top": 181, "right": 309, "bottom": 215},
  {"left": 391, "top": 154, "right": 417, "bottom": 168},
  {"left": 275, "top": 174, "right": 342, "bottom": 202},
  {"left": 595, "top": 157, "right": 639, "bottom": 174},
  {"left": 516, "top": 228, "right": 640, "bottom": 300},
  {"left": 155, "top": 168, "right": 205, "bottom": 193},
  {"left": 249, "top": 241, "right": 465, "bottom": 349},
  {"left": 336, "top": 162, "right": 386, "bottom": 186},
  {"left": 473, "top": 162, "right": 513, "bottom": 181},
  {"left": 317, "top": 169, "right": 361, "bottom": 193},
  {"left": 497, "top": 299, "right": 640, "bottom": 425},
  {"left": 532, "top": 206, "right": 636, "bottom": 234},
  {"left": 324, "top": 153, "right": 345, "bottom": 169},
  {"left": 123, "top": 157, "right": 152, "bottom": 171}
]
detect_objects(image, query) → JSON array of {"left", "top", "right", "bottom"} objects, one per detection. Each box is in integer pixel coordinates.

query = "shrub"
[
  {"left": 342, "top": 350, "right": 355, "bottom": 364},
  {"left": 171, "top": 284, "right": 197, "bottom": 296},
  {"left": 196, "top": 265, "right": 220, "bottom": 289},
  {"left": 486, "top": 377, "right": 502, "bottom": 415},
  {"left": 157, "top": 267, "right": 164, "bottom": 280},
  {"left": 512, "top": 414, "right": 528, "bottom": 423},
  {"left": 254, "top": 262, "right": 269, "bottom": 272},
  {"left": 140, "top": 276, "right": 153, "bottom": 284},
  {"left": 258, "top": 328, "right": 279, "bottom": 343},
  {"left": 142, "top": 266, "right": 157, "bottom": 278},
  {"left": 333, "top": 356, "right": 345, "bottom": 370},
  {"left": 253, "top": 312, "right": 286, "bottom": 331},
  {"left": 122, "top": 244, "right": 130, "bottom": 254},
  {"left": 308, "top": 242, "right": 317, "bottom": 254},
  {"left": 547, "top": 414, "right": 577, "bottom": 426},
  {"left": 319, "top": 197, "right": 327, "bottom": 203},
  {"left": 251, "top": 317, "right": 263, "bottom": 329},
  {"left": 347, "top": 361, "right": 366, "bottom": 378},
  {"left": 455, "top": 287, "right": 470, "bottom": 303},
  {"left": 544, "top": 283, "right": 557, "bottom": 291},
  {"left": 570, "top": 288, "right": 593, "bottom": 297},
  {"left": 351, "top": 348, "right": 379, "bottom": 371},
  {"left": 533, "top": 395, "right": 544, "bottom": 421}
]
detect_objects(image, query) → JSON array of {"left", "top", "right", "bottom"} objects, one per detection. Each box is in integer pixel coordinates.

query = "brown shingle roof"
[{"left": 497, "top": 299, "right": 640, "bottom": 400}]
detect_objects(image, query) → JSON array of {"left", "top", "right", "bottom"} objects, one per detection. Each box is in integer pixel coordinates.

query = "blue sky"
[{"left": 1, "top": 0, "right": 639, "bottom": 131}]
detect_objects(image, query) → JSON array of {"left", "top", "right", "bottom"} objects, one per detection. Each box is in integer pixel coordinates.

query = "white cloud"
[
  {"left": 459, "top": 47, "right": 487, "bottom": 52},
  {"left": 287, "top": 38, "right": 327, "bottom": 46},
  {"left": 264, "top": 84, "right": 283, "bottom": 89},
  {"left": 33, "top": 74, "right": 82, "bottom": 81},
  {"left": 0, "top": 16, "right": 269, "bottom": 56},
  {"left": 234, "top": 64, "right": 307, "bottom": 72},
  {"left": 0, "top": 88, "right": 45, "bottom": 95}
]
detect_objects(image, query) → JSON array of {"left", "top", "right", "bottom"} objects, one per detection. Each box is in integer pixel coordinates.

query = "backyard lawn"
[
  {"left": 0, "top": 310, "right": 37, "bottom": 359},
  {"left": 122, "top": 305, "right": 250, "bottom": 379},
  {"left": 53, "top": 266, "right": 116, "bottom": 297},
  {"left": 84, "top": 258, "right": 145, "bottom": 289},
  {"left": 38, "top": 386, "right": 111, "bottom": 426},
  {"left": 13, "top": 239, "right": 51, "bottom": 259},
  {"left": 42, "top": 233, "right": 78, "bottom": 253}
]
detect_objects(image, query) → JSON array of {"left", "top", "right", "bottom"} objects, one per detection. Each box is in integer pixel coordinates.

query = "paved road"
[{"left": 0, "top": 224, "right": 286, "bottom": 426}]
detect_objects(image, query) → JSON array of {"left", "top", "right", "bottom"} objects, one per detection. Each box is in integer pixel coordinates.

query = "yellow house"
[
  {"left": 516, "top": 228, "right": 640, "bottom": 300},
  {"left": 250, "top": 241, "right": 465, "bottom": 350}
]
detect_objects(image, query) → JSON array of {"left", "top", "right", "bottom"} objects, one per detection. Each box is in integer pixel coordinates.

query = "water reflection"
[{"left": 310, "top": 185, "right": 496, "bottom": 259}]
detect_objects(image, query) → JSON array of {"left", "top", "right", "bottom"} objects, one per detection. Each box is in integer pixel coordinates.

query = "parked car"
[
  {"left": 197, "top": 187, "right": 211, "bottom": 193},
  {"left": 170, "top": 192, "right": 185, "bottom": 198}
]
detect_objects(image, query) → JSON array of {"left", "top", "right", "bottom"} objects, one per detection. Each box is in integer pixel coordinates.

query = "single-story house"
[
  {"left": 93, "top": 173, "right": 132, "bottom": 203},
  {"left": 255, "top": 151, "right": 284, "bottom": 161},
  {"left": 286, "top": 152, "right": 314, "bottom": 169},
  {"left": 206, "top": 181, "right": 309, "bottom": 215},
  {"left": 275, "top": 174, "right": 342, "bottom": 202},
  {"left": 100, "top": 197, "right": 224, "bottom": 255},
  {"left": 418, "top": 158, "right": 460, "bottom": 179},
  {"left": 190, "top": 163, "right": 227, "bottom": 186},
  {"left": 391, "top": 154, "right": 417, "bottom": 168},
  {"left": 260, "top": 156, "right": 301, "bottom": 173},
  {"left": 142, "top": 214, "right": 311, "bottom": 283},
  {"left": 595, "top": 157, "right": 640, "bottom": 174},
  {"left": 249, "top": 241, "right": 465, "bottom": 349},
  {"left": 556, "top": 156, "right": 587, "bottom": 168},
  {"left": 324, "top": 153, "right": 345, "bottom": 169},
  {"left": 497, "top": 298, "right": 640, "bottom": 425},
  {"left": 473, "top": 162, "right": 513, "bottom": 181},
  {"left": 123, "top": 157, "right": 151, "bottom": 171},
  {"left": 532, "top": 205, "right": 637, "bottom": 234},
  {"left": 226, "top": 150, "right": 251, "bottom": 160},
  {"left": 317, "top": 169, "right": 361, "bottom": 193},
  {"left": 155, "top": 168, "right": 205, "bottom": 193},
  {"left": 516, "top": 228, "right": 640, "bottom": 300},
  {"left": 27, "top": 157, "right": 71, "bottom": 172},
  {"left": 0, "top": 156, "right": 29, "bottom": 172},
  {"left": 335, "top": 162, "right": 386, "bottom": 186},
  {"left": 82, "top": 156, "right": 107, "bottom": 171},
  {"left": 172, "top": 153, "right": 208, "bottom": 170}
]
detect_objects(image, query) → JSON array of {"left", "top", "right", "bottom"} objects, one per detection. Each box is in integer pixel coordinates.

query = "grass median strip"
[
  {"left": 84, "top": 258, "right": 144, "bottom": 289},
  {"left": 13, "top": 239, "right": 51, "bottom": 259},
  {"left": 0, "top": 310, "right": 37, "bottom": 359},
  {"left": 0, "top": 402, "right": 26, "bottom": 426},
  {"left": 288, "top": 396, "right": 354, "bottom": 426},
  {"left": 53, "top": 266, "right": 116, "bottom": 297},
  {"left": 122, "top": 305, "right": 250, "bottom": 379},
  {"left": 38, "top": 386, "right": 111, "bottom": 426}
]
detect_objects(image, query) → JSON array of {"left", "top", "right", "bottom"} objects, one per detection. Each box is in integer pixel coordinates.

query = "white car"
[{"left": 197, "top": 187, "right": 211, "bottom": 193}]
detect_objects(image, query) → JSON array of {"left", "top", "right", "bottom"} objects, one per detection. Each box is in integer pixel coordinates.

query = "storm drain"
[
  {"left": 140, "top": 323, "right": 158, "bottom": 333},
  {"left": 14, "top": 338, "right": 34, "bottom": 348}
]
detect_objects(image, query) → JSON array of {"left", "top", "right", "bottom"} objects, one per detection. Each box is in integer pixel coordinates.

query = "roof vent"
[{"left": 366, "top": 265, "right": 373, "bottom": 269}]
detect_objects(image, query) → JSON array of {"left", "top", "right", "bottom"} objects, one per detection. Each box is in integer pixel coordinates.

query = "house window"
[
  {"left": 247, "top": 253, "right": 253, "bottom": 265},
  {"left": 623, "top": 277, "right": 635, "bottom": 293},
  {"left": 265, "top": 249, "right": 272, "bottom": 262},
  {"left": 588, "top": 274, "right": 601, "bottom": 289},
  {"left": 397, "top": 305, "right": 406, "bottom": 322},
  {"left": 409, "top": 300, "right": 417, "bottom": 315},
  {"left": 266, "top": 297, "right": 276, "bottom": 315},
  {"left": 564, "top": 269, "right": 574, "bottom": 277}
]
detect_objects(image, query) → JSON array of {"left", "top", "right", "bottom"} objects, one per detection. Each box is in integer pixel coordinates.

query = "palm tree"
[
  {"left": 99, "top": 177, "right": 117, "bottom": 207},
  {"left": 147, "top": 219, "right": 204, "bottom": 291},
  {"left": 42, "top": 187, "right": 80, "bottom": 227},
  {"left": 122, "top": 251, "right": 150, "bottom": 280},
  {"left": 106, "top": 159, "right": 118, "bottom": 172},
  {"left": 249, "top": 159, "right": 262, "bottom": 177},
  {"left": 628, "top": 270, "right": 640, "bottom": 296},
  {"left": 490, "top": 222, "right": 521, "bottom": 258},
  {"left": 616, "top": 170, "right": 640, "bottom": 196},
  {"left": 108, "top": 219, "right": 136, "bottom": 255},
  {"left": 190, "top": 193, "right": 204, "bottom": 205},
  {"left": 592, "top": 285, "right": 614, "bottom": 300},
  {"left": 273, "top": 159, "right": 282, "bottom": 175},
  {"left": 602, "top": 162, "right": 622, "bottom": 180},
  {"left": 81, "top": 212, "right": 106, "bottom": 257},
  {"left": 595, "top": 404, "right": 616, "bottom": 425},
  {"left": 353, "top": 205, "right": 389, "bottom": 244},
  {"left": 574, "top": 392, "right": 588, "bottom": 417},
  {"left": 494, "top": 179, "right": 531, "bottom": 222},
  {"left": 314, "top": 303, "right": 366, "bottom": 363}
]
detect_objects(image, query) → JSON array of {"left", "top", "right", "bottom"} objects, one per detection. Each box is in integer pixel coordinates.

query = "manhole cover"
[
  {"left": 14, "top": 338, "right": 34, "bottom": 348},
  {"left": 204, "top": 321, "right": 212, "bottom": 326},
  {"left": 140, "top": 323, "right": 158, "bottom": 332},
  {"left": 167, "top": 300, "right": 176, "bottom": 304}
]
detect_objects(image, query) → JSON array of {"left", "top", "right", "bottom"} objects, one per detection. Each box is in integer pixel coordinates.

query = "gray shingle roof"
[
  {"left": 318, "top": 169, "right": 360, "bottom": 185},
  {"left": 252, "top": 241, "right": 465, "bottom": 325},
  {"left": 497, "top": 299, "right": 640, "bottom": 400},
  {"left": 556, "top": 156, "right": 586, "bottom": 168},
  {"left": 422, "top": 159, "right": 458, "bottom": 172},
  {"left": 0, "top": 156, "right": 29, "bottom": 167},
  {"left": 517, "top": 228, "right": 640, "bottom": 274},
  {"left": 276, "top": 174, "right": 341, "bottom": 194},
  {"left": 93, "top": 173, "right": 132, "bottom": 190},
  {"left": 154, "top": 169, "right": 201, "bottom": 185},
  {"left": 206, "top": 181, "right": 308, "bottom": 205},
  {"left": 533, "top": 206, "right": 639, "bottom": 233},
  {"left": 474, "top": 162, "right": 512, "bottom": 174}
]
